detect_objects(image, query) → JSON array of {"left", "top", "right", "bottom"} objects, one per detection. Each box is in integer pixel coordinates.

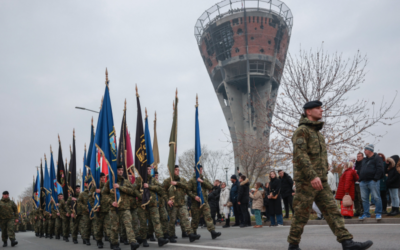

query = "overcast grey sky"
[{"left": 1, "top": 0, "right": 399, "bottom": 197}]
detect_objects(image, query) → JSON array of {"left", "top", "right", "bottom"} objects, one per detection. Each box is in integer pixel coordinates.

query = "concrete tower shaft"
[{"left": 195, "top": 0, "right": 293, "bottom": 172}]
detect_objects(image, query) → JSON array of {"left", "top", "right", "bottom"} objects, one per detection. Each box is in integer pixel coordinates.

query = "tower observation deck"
[{"left": 195, "top": 0, "right": 293, "bottom": 173}]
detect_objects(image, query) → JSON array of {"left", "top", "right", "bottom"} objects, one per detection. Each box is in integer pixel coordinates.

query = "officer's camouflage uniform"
[
  {"left": 91, "top": 182, "right": 111, "bottom": 241},
  {"left": 288, "top": 115, "right": 353, "bottom": 245},
  {"left": 148, "top": 180, "right": 169, "bottom": 236},
  {"left": 103, "top": 175, "right": 137, "bottom": 245},
  {"left": 162, "top": 176, "right": 193, "bottom": 237},
  {"left": 77, "top": 186, "right": 91, "bottom": 241},
  {"left": 48, "top": 203, "right": 57, "bottom": 236},
  {"left": 182, "top": 174, "right": 214, "bottom": 233},
  {"left": 121, "top": 182, "right": 139, "bottom": 239},
  {"left": 37, "top": 208, "right": 44, "bottom": 236},
  {"left": 67, "top": 191, "right": 81, "bottom": 241},
  {"left": 43, "top": 211, "right": 50, "bottom": 236},
  {"left": 0, "top": 197, "right": 18, "bottom": 242},
  {"left": 57, "top": 198, "right": 69, "bottom": 237},
  {"left": 32, "top": 209, "right": 39, "bottom": 234}
]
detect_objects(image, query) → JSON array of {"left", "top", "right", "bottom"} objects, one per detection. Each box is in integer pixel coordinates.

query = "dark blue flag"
[
  {"left": 144, "top": 114, "right": 155, "bottom": 176},
  {"left": 195, "top": 98, "right": 205, "bottom": 206},
  {"left": 82, "top": 147, "right": 87, "bottom": 192},
  {"left": 44, "top": 157, "right": 52, "bottom": 212},
  {"left": 33, "top": 169, "right": 40, "bottom": 208},
  {"left": 49, "top": 148, "right": 58, "bottom": 204}
]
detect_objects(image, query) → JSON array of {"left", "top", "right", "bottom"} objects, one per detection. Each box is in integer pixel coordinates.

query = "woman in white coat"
[{"left": 219, "top": 182, "right": 230, "bottom": 228}]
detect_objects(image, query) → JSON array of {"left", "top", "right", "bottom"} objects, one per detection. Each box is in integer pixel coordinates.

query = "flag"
[
  {"left": 49, "top": 147, "right": 58, "bottom": 204},
  {"left": 40, "top": 161, "right": 44, "bottom": 209},
  {"left": 69, "top": 131, "right": 77, "bottom": 195},
  {"left": 44, "top": 157, "right": 52, "bottom": 212},
  {"left": 82, "top": 145, "right": 87, "bottom": 192},
  {"left": 57, "top": 136, "right": 68, "bottom": 200},
  {"left": 195, "top": 96, "right": 205, "bottom": 206},
  {"left": 86, "top": 118, "right": 95, "bottom": 181},
  {"left": 167, "top": 91, "right": 178, "bottom": 180},
  {"left": 134, "top": 86, "right": 150, "bottom": 207},
  {"left": 153, "top": 112, "right": 160, "bottom": 172},
  {"left": 33, "top": 169, "right": 40, "bottom": 208},
  {"left": 144, "top": 109, "right": 154, "bottom": 176},
  {"left": 117, "top": 100, "right": 128, "bottom": 179},
  {"left": 89, "top": 69, "right": 120, "bottom": 210},
  {"left": 126, "top": 129, "right": 135, "bottom": 184}
]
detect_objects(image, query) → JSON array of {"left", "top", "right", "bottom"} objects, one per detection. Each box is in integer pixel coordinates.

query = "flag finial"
[
  {"left": 91, "top": 117, "right": 93, "bottom": 126},
  {"left": 124, "top": 99, "right": 127, "bottom": 111},
  {"left": 58, "top": 134, "right": 60, "bottom": 142},
  {"left": 44, "top": 154, "right": 46, "bottom": 161},
  {"left": 41, "top": 158, "right": 42, "bottom": 164},
  {"left": 106, "top": 68, "right": 108, "bottom": 82},
  {"left": 196, "top": 94, "right": 199, "bottom": 107},
  {"left": 73, "top": 128, "right": 75, "bottom": 138},
  {"left": 84, "top": 143, "right": 86, "bottom": 151},
  {"left": 176, "top": 88, "right": 178, "bottom": 98},
  {"left": 50, "top": 145, "right": 52, "bottom": 153},
  {"left": 100, "top": 96, "right": 104, "bottom": 110},
  {"left": 155, "top": 111, "right": 157, "bottom": 121},
  {"left": 173, "top": 101, "right": 175, "bottom": 110},
  {"left": 136, "top": 84, "right": 139, "bottom": 97},
  {"left": 145, "top": 108, "right": 148, "bottom": 118}
]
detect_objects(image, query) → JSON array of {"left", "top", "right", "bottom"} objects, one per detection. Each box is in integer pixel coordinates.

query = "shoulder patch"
[{"left": 296, "top": 138, "right": 304, "bottom": 145}]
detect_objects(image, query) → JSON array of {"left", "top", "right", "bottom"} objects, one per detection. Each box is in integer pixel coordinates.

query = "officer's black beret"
[
  {"left": 198, "top": 164, "right": 203, "bottom": 169},
  {"left": 117, "top": 165, "right": 123, "bottom": 169},
  {"left": 3, "top": 191, "right": 9, "bottom": 195},
  {"left": 303, "top": 100, "right": 322, "bottom": 110},
  {"left": 57, "top": 193, "right": 63, "bottom": 196},
  {"left": 100, "top": 173, "right": 105, "bottom": 177},
  {"left": 76, "top": 185, "right": 81, "bottom": 188},
  {"left": 174, "top": 165, "right": 179, "bottom": 169},
  {"left": 154, "top": 171, "right": 159, "bottom": 175}
]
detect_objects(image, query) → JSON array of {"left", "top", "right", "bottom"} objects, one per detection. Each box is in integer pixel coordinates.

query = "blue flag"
[
  {"left": 86, "top": 121, "right": 96, "bottom": 219},
  {"left": 144, "top": 116, "right": 155, "bottom": 176},
  {"left": 44, "top": 159, "right": 52, "bottom": 212},
  {"left": 195, "top": 104, "right": 205, "bottom": 206},
  {"left": 49, "top": 150, "right": 58, "bottom": 204},
  {"left": 89, "top": 76, "right": 120, "bottom": 211},
  {"left": 82, "top": 148, "right": 87, "bottom": 192},
  {"left": 33, "top": 169, "right": 40, "bottom": 208}
]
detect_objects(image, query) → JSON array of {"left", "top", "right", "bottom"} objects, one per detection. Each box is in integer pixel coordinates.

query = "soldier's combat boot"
[
  {"left": 65, "top": 237, "right": 70, "bottom": 242},
  {"left": 148, "top": 234, "right": 156, "bottom": 242},
  {"left": 130, "top": 242, "right": 140, "bottom": 250},
  {"left": 97, "top": 240, "right": 104, "bottom": 249},
  {"left": 158, "top": 238, "right": 169, "bottom": 247},
  {"left": 341, "top": 239, "right": 373, "bottom": 250},
  {"left": 35, "top": 233, "right": 39, "bottom": 237},
  {"left": 73, "top": 238, "right": 78, "bottom": 244},
  {"left": 86, "top": 239, "right": 91, "bottom": 246},
  {"left": 45, "top": 233, "right": 48, "bottom": 238},
  {"left": 10, "top": 239, "right": 18, "bottom": 247},
  {"left": 189, "top": 233, "right": 200, "bottom": 242},
  {"left": 104, "top": 235, "right": 109, "bottom": 242},
  {"left": 109, "top": 242, "right": 113, "bottom": 249},
  {"left": 113, "top": 243, "right": 121, "bottom": 250},
  {"left": 210, "top": 230, "right": 221, "bottom": 240},
  {"left": 288, "top": 243, "right": 301, "bottom": 250},
  {"left": 169, "top": 236, "right": 177, "bottom": 243},
  {"left": 142, "top": 239, "right": 149, "bottom": 247},
  {"left": 83, "top": 239, "right": 87, "bottom": 244},
  {"left": 49, "top": 234, "right": 53, "bottom": 239},
  {"left": 123, "top": 238, "right": 129, "bottom": 245},
  {"left": 3, "top": 241, "right": 7, "bottom": 247},
  {"left": 182, "top": 232, "right": 189, "bottom": 238},
  {"left": 136, "top": 238, "right": 142, "bottom": 245}
]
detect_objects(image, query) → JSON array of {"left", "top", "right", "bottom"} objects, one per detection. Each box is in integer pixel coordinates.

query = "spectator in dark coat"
[
  {"left": 268, "top": 171, "right": 283, "bottom": 226},
  {"left": 237, "top": 174, "right": 251, "bottom": 228},
  {"left": 354, "top": 152, "right": 364, "bottom": 216},
  {"left": 229, "top": 175, "right": 241, "bottom": 227},
  {"left": 208, "top": 180, "right": 221, "bottom": 225},
  {"left": 263, "top": 182, "right": 270, "bottom": 222},
  {"left": 386, "top": 155, "right": 400, "bottom": 216},
  {"left": 278, "top": 170, "right": 294, "bottom": 218}
]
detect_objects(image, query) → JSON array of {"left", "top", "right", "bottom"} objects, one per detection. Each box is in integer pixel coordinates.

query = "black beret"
[
  {"left": 57, "top": 193, "right": 63, "bottom": 196},
  {"left": 154, "top": 171, "right": 159, "bottom": 175},
  {"left": 198, "top": 164, "right": 203, "bottom": 169},
  {"left": 174, "top": 165, "right": 179, "bottom": 169},
  {"left": 117, "top": 165, "right": 123, "bottom": 169},
  {"left": 303, "top": 100, "right": 322, "bottom": 110},
  {"left": 75, "top": 185, "right": 81, "bottom": 188},
  {"left": 100, "top": 173, "right": 105, "bottom": 177},
  {"left": 3, "top": 191, "right": 9, "bottom": 195}
]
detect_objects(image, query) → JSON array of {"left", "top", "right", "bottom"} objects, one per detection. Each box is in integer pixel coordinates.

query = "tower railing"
[{"left": 194, "top": 0, "right": 293, "bottom": 45}]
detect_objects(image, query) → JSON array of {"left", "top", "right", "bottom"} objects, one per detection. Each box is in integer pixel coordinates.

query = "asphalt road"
[{"left": 13, "top": 224, "right": 400, "bottom": 250}]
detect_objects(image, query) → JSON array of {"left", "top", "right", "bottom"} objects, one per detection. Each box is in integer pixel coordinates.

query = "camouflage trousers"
[
  {"left": 48, "top": 218, "right": 55, "bottom": 235},
  {"left": 288, "top": 182, "right": 353, "bottom": 245},
  {"left": 191, "top": 204, "right": 214, "bottom": 232},
  {"left": 120, "top": 209, "right": 139, "bottom": 239},
  {"left": 43, "top": 219, "right": 49, "bottom": 235},
  {"left": 168, "top": 206, "right": 193, "bottom": 236},
  {"left": 148, "top": 205, "right": 168, "bottom": 235},
  {"left": 34, "top": 219, "right": 40, "bottom": 234},
  {"left": 79, "top": 215, "right": 91, "bottom": 240},
  {"left": 0, "top": 219, "right": 15, "bottom": 241},
  {"left": 71, "top": 215, "right": 82, "bottom": 240},
  {"left": 110, "top": 210, "right": 136, "bottom": 245},
  {"left": 137, "top": 207, "right": 150, "bottom": 239},
  {"left": 55, "top": 217, "right": 62, "bottom": 236},
  {"left": 94, "top": 212, "right": 110, "bottom": 241}
]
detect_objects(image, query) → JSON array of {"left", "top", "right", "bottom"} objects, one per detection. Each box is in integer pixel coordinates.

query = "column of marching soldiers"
[{"left": 22, "top": 71, "right": 221, "bottom": 250}]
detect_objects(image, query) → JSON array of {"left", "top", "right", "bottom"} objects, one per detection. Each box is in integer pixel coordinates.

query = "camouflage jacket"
[
  {"left": 57, "top": 199, "right": 68, "bottom": 218},
  {"left": 134, "top": 176, "right": 168, "bottom": 208},
  {"left": 77, "top": 189, "right": 90, "bottom": 215},
  {"left": 129, "top": 182, "right": 139, "bottom": 210},
  {"left": 0, "top": 198, "right": 18, "bottom": 220},
  {"left": 292, "top": 115, "right": 329, "bottom": 183},
  {"left": 90, "top": 182, "right": 111, "bottom": 213},
  {"left": 102, "top": 175, "right": 134, "bottom": 211},
  {"left": 181, "top": 174, "right": 213, "bottom": 207},
  {"left": 162, "top": 175, "right": 188, "bottom": 207},
  {"left": 50, "top": 203, "right": 57, "bottom": 219},
  {"left": 67, "top": 192, "right": 80, "bottom": 215}
]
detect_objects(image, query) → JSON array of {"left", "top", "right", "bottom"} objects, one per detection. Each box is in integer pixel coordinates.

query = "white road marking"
[{"left": 149, "top": 242, "right": 255, "bottom": 250}]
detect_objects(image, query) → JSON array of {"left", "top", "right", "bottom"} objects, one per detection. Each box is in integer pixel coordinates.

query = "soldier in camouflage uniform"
[
  {"left": 134, "top": 166, "right": 169, "bottom": 247},
  {"left": 77, "top": 181, "right": 92, "bottom": 245},
  {"left": 287, "top": 100, "right": 373, "bottom": 250},
  {"left": 38, "top": 208, "right": 45, "bottom": 238},
  {"left": 90, "top": 172, "right": 110, "bottom": 249},
  {"left": 0, "top": 191, "right": 18, "bottom": 247},
  {"left": 103, "top": 165, "right": 139, "bottom": 250},
  {"left": 67, "top": 185, "right": 82, "bottom": 244},
  {"left": 162, "top": 165, "right": 199, "bottom": 243},
  {"left": 54, "top": 193, "right": 65, "bottom": 240},
  {"left": 178, "top": 165, "right": 221, "bottom": 240},
  {"left": 48, "top": 201, "right": 57, "bottom": 239},
  {"left": 43, "top": 209, "right": 50, "bottom": 238},
  {"left": 120, "top": 174, "right": 139, "bottom": 245},
  {"left": 32, "top": 208, "right": 39, "bottom": 236},
  {"left": 149, "top": 171, "right": 168, "bottom": 238}
]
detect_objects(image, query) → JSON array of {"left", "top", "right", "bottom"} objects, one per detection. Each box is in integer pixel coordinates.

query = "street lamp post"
[
  {"left": 75, "top": 107, "right": 99, "bottom": 113},
  {"left": 224, "top": 167, "right": 229, "bottom": 184}
]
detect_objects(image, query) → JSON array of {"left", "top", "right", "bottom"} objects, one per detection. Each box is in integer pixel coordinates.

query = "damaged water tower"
[{"left": 195, "top": 0, "right": 293, "bottom": 173}]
